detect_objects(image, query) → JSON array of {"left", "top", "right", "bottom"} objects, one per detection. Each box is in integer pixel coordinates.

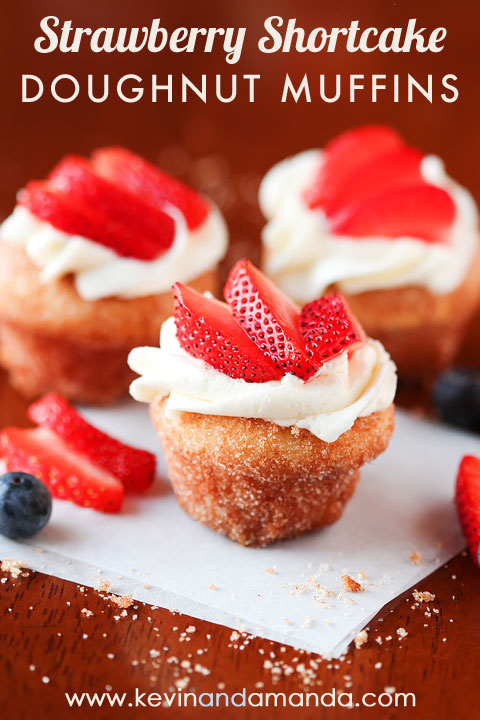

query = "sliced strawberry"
[
  {"left": 330, "top": 184, "right": 456, "bottom": 244},
  {"left": 49, "top": 156, "right": 175, "bottom": 254},
  {"left": 173, "top": 282, "right": 282, "bottom": 383},
  {"left": 0, "top": 427, "right": 124, "bottom": 513},
  {"left": 28, "top": 393, "right": 155, "bottom": 493},
  {"left": 300, "top": 294, "right": 365, "bottom": 366},
  {"left": 92, "top": 147, "right": 209, "bottom": 230},
  {"left": 304, "top": 125, "right": 403, "bottom": 210},
  {"left": 323, "top": 147, "right": 424, "bottom": 217},
  {"left": 224, "top": 259, "right": 316, "bottom": 380},
  {"left": 456, "top": 455, "right": 480, "bottom": 567},
  {"left": 18, "top": 181, "right": 172, "bottom": 260}
]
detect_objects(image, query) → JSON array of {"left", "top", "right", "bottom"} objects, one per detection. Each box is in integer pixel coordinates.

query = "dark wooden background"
[{"left": 1, "top": 0, "right": 479, "bottom": 717}]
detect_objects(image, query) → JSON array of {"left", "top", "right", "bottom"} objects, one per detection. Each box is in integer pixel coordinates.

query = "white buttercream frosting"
[
  {"left": 0, "top": 204, "right": 227, "bottom": 301},
  {"left": 260, "top": 151, "right": 479, "bottom": 303},
  {"left": 128, "top": 316, "right": 397, "bottom": 443}
]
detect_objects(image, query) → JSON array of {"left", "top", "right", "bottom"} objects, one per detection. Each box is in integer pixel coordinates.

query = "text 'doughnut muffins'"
[
  {"left": 0, "top": 149, "right": 227, "bottom": 404},
  {"left": 128, "top": 260, "right": 397, "bottom": 547},
  {"left": 259, "top": 125, "right": 480, "bottom": 382}
]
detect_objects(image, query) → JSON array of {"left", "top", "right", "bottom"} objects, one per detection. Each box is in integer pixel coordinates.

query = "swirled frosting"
[
  {"left": 260, "top": 152, "right": 479, "bottom": 303},
  {"left": 128, "top": 316, "right": 397, "bottom": 443},
  {"left": 0, "top": 204, "right": 227, "bottom": 301}
]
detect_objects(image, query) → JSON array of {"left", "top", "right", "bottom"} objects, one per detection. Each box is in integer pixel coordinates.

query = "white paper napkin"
[{"left": 0, "top": 404, "right": 476, "bottom": 658}]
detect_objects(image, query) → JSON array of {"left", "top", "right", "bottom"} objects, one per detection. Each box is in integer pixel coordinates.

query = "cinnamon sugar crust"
[
  {"left": 151, "top": 396, "right": 394, "bottom": 546},
  {"left": 0, "top": 243, "right": 218, "bottom": 403}
]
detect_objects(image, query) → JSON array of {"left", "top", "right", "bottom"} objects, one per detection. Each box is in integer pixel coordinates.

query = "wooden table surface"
[
  {"left": 1, "top": 383, "right": 479, "bottom": 720},
  {"left": 1, "top": 0, "right": 480, "bottom": 717}
]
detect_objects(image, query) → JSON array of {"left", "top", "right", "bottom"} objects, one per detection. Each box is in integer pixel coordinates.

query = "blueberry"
[
  {"left": 433, "top": 368, "right": 480, "bottom": 432},
  {"left": 0, "top": 472, "right": 52, "bottom": 539}
]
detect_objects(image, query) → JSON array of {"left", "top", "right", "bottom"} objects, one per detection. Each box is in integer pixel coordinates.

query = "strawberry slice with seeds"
[
  {"left": 304, "top": 125, "right": 403, "bottom": 210},
  {"left": 330, "top": 184, "right": 456, "bottom": 244},
  {"left": 28, "top": 393, "right": 155, "bottom": 493},
  {"left": 224, "top": 259, "right": 316, "bottom": 380},
  {"left": 92, "top": 147, "right": 209, "bottom": 230},
  {"left": 173, "top": 282, "right": 282, "bottom": 383},
  {"left": 0, "top": 427, "right": 124, "bottom": 513},
  {"left": 49, "top": 156, "right": 176, "bottom": 254},
  {"left": 456, "top": 455, "right": 480, "bottom": 567},
  {"left": 300, "top": 294, "right": 365, "bottom": 366},
  {"left": 18, "top": 181, "right": 171, "bottom": 260},
  {"left": 323, "top": 146, "right": 424, "bottom": 217}
]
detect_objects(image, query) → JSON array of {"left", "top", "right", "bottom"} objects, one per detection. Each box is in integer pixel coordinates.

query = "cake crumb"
[
  {"left": 412, "top": 590, "right": 435, "bottom": 603},
  {"left": 209, "top": 583, "right": 217, "bottom": 590},
  {"left": 409, "top": 550, "right": 422, "bottom": 566},
  {"left": 1, "top": 558, "right": 29, "bottom": 579},
  {"left": 94, "top": 578, "right": 111, "bottom": 593},
  {"left": 265, "top": 567, "right": 276, "bottom": 575},
  {"left": 342, "top": 575, "right": 363, "bottom": 593},
  {"left": 354, "top": 630, "right": 368, "bottom": 649},
  {"left": 107, "top": 594, "right": 133, "bottom": 609}
]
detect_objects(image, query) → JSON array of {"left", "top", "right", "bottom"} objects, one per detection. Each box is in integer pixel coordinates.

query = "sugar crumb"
[
  {"left": 412, "top": 590, "right": 435, "bottom": 603},
  {"left": 409, "top": 550, "right": 422, "bottom": 566},
  {"left": 94, "top": 578, "right": 111, "bottom": 593},
  {"left": 342, "top": 575, "right": 363, "bottom": 593},
  {"left": 107, "top": 594, "right": 133, "bottom": 609},
  {"left": 1, "top": 558, "right": 29, "bottom": 579},
  {"left": 354, "top": 630, "right": 368, "bottom": 649}
]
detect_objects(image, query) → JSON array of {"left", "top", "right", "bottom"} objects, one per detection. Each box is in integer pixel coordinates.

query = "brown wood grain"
[{"left": 1, "top": 540, "right": 479, "bottom": 718}]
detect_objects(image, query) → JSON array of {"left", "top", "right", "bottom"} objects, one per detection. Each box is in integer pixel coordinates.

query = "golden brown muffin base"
[
  {"left": 342, "top": 244, "right": 480, "bottom": 381},
  {"left": 151, "top": 397, "right": 394, "bottom": 546},
  {"left": 0, "top": 243, "right": 218, "bottom": 404}
]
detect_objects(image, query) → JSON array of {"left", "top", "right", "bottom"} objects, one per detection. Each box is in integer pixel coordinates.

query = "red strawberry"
[
  {"left": 18, "top": 181, "right": 173, "bottom": 260},
  {"left": 0, "top": 427, "right": 124, "bottom": 513},
  {"left": 173, "top": 282, "right": 282, "bottom": 382},
  {"left": 300, "top": 294, "right": 365, "bottom": 366},
  {"left": 28, "top": 394, "right": 155, "bottom": 493},
  {"left": 224, "top": 259, "right": 316, "bottom": 380},
  {"left": 49, "top": 156, "right": 176, "bottom": 254},
  {"left": 304, "top": 125, "right": 403, "bottom": 210},
  {"left": 330, "top": 184, "right": 455, "bottom": 244},
  {"left": 92, "top": 147, "right": 209, "bottom": 230},
  {"left": 323, "top": 147, "right": 424, "bottom": 217},
  {"left": 456, "top": 455, "right": 480, "bottom": 567}
]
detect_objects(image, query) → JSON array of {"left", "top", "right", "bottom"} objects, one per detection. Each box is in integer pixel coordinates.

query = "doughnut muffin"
[
  {"left": 129, "top": 260, "right": 397, "bottom": 546},
  {"left": 0, "top": 148, "right": 227, "bottom": 403},
  {"left": 260, "top": 125, "right": 480, "bottom": 382}
]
